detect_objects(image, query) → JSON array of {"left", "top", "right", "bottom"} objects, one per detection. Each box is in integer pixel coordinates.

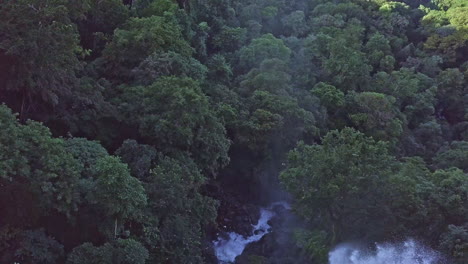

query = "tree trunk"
[{"left": 114, "top": 218, "right": 118, "bottom": 238}]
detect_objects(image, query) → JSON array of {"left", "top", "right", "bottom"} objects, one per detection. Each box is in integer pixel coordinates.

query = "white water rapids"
[
  {"left": 213, "top": 202, "right": 290, "bottom": 263},
  {"left": 214, "top": 202, "right": 445, "bottom": 264},
  {"left": 329, "top": 240, "right": 445, "bottom": 264}
]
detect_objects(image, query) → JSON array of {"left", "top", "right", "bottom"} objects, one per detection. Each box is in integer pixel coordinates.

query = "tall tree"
[{"left": 0, "top": 0, "right": 82, "bottom": 118}]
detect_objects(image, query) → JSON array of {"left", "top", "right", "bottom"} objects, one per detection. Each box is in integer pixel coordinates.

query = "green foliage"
[
  {"left": 379, "top": 2, "right": 410, "bottom": 14},
  {"left": 281, "top": 128, "right": 394, "bottom": 241},
  {"left": 239, "top": 34, "right": 291, "bottom": 70},
  {"left": 206, "top": 54, "right": 233, "bottom": 84},
  {"left": 67, "top": 239, "right": 148, "bottom": 264},
  {"left": 439, "top": 224, "right": 468, "bottom": 263},
  {"left": 101, "top": 15, "right": 191, "bottom": 82},
  {"left": 282, "top": 11, "right": 307, "bottom": 37},
  {"left": 137, "top": 0, "right": 178, "bottom": 17},
  {"left": 283, "top": 127, "right": 467, "bottom": 260},
  {"left": 421, "top": 0, "right": 468, "bottom": 64},
  {"left": 212, "top": 26, "right": 247, "bottom": 52},
  {"left": 239, "top": 59, "right": 292, "bottom": 96},
  {"left": 1, "top": 0, "right": 467, "bottom": 262},
  {"left": 91, "top": 156, "right": 147, "bottom": 220},
  {"left": 235, "top": 91, "right": 316, "bottom": 153},
  {"left": 115, "top": 140, "right": 158, "bottom": 180},
  {"left": 385, "top": 157, "right": 435, "bottom": 236},
  {"left": 132, "top": 51, "right": 207, "bottom": 85},
  {"left": 379, "top": 55, "right": 396, "bottom": 72},
  {"left": 293, "top": 229, "right": 329, "bottom": 263},
  {"left": 346, "top": 91, "right": 404, "bottom": 141},
  {"left": 140, "top": 156, "right": 218, "bottom": 263},
  {"left": 323, "top": 39, "right": 371, "bottom": 90},
  {"left": 261, "top": 6, "right": 278, "bottom": 19},
  {"left": 74, "top": 0, "right": 129, "bottom": 55},
  {"left": 65, "top": 138, "right": 108, "bottom": 178},
  {"left": 114, "top": 76, "right": 230, "bottom": 175},
  {"left": 311, "top": 82, "right": 345, "bottom": 112},
  {"left": 434, "top": 141, "right": 468, "bottom": 171},
  {"left": 430, "top": 168, "right": 468, "bottom": 223},
  {"left": 365, "top": 33, "right": 392, "bottom": 70},
  {"left": 436, "top": 68, "right": 466, "bottom": 123},
  {"left": 0, "top": 0, "right": 81, "bottom": 115},
  {"left": 0, "top": 105, "right": 82, "bottom": 219},
  {"left": 14, "top": 229, "right": 64, "bottom": 264}
]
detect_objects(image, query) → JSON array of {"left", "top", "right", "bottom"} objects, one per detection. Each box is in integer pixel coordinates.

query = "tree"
[
  {"left": 132, "top": 51, "right": 207, "bottom": 85},
  {"left": 434, "top": 141, "right": 468, "bottom": 171},
  {"left": 0, "top": 0, "right": 82, "bottom": 118},
  {"left": 235, "top": 90, "right": 317, "bottom": 153},
  {"left": 364, "top": 33, "right": 392, "bottom": 70},
  {"left": 408, "top": 119, "right": 445, "bottom": 158},
  {"left": 67, "top": 239, "right": 148, "bottom": 264},
  {"left": 100, "top": 15, "right": 192, "bottom": 82},
  {"left": 239, "top": 58, "right": 292, "bottom": 96},
  {"left": 280, "top": 128, "right": 395, "bottom": 241},
  {"left": 385, "top": 157, "right": 435, "bottom": 237},
  {"left": 115, "top": 140, "right": 158, "bottom": 180},
  {"left": 430, "top": 168, "right": 468, "bottom": 225},
  {"left": 136, "top": 0, "right": 178, "bottom": 17},
  {"left": 369, "top": 69, "right": 438, "bottom": 137},
  {"left": 1, "top": 229, "right": 64, "bottom": 264},
  {"left": 0, "top": 0, "right": 467, "bottom": 262},
  {"left": 74, "top": 0, "right": 130, "bottom": 56},
  {"left": 436, "top": 68, "right": 466, "bottom": 124},
  {"left": 421, "top": 0, "right": 468, "bottom": 64},
  {"left": 113, "top": 77, "right": 230, "bottom": 175},
  {"left": 205, "top": 54, "right": 233, "bottom": 84},
  {"left": 90, "top": 156, "right": 147, "bottom": 237},
  {"left": 311, "top": 82, "right": 345, "bottom": 113},
  {"left": 212, "top": 26, "right": 247, "bottom": 52},
  {"left": 346, "top": 91, "right": 404, "bottom": 142},
  {"left": 323, "top": 39, "right": 372, "bottom": 91},
  {"left": 238, "top": 34, "right": 291, "bottom": 70},
  {"left": 281, "top": 11, "right": 308, "bottom": 37},
  {"left": 0, "top": 105, "right": 82, "bottom": 222},
  {"left": 65, "top": 138, "right": 109, "bottom": 178},
  {"left": 293, "top": 229, "right": 329, "bottom": 263},
  {"left": 140, "top": 156, "right": 217, "bottom": 263},
  {"left": 439, "top": 224, "right": 468, "bottom": 264},
  {"left": 386, "top": 159, "right": 468, "bottom": 247}
]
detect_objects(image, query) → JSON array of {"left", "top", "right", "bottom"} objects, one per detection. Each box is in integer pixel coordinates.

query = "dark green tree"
[
  {"left": 100, "top": 15, "right": 192, "bottom": 82},
  {"left": 281, "top": 128, "right": 395, "bottom": 242},
  {"left": 67, "top": 239, "right": 148, "bottom": 264},
  {"left": 113, "top": 77, "right": 230, "bottom": 175},
  {"left": 0, "top": 105, "right": 82, "bottom": 222},
  {"left": 238, "top": 34, "right": 291, "bottom": 70},
  {"left": 0, "top": 0, "right": 82, "bottom": 118},
  {"left": 89, "top": 156, "right": 147, "bottom": 237}
]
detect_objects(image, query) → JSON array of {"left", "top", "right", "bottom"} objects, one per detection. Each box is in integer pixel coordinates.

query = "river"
[{"left": 213, "top": 203, "right": 446, "bottom": 264}]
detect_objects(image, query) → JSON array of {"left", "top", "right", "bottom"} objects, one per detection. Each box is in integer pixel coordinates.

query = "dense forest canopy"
[{"left": 0, "top": 0, "right": 466, "bottom": 263}]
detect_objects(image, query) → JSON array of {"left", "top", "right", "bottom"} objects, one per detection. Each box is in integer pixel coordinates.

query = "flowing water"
[
  {"left": 213, "top": 202, "right": 290, "bottom": 263},
  {"left": 213, "top": 208, "right": 274, "bottom": 263},
  {"left": 329, "top": 240, "right": 445, "bottom": 264},
  {"left": 214, "top": 202, "right": 445, "bottom": 264}
]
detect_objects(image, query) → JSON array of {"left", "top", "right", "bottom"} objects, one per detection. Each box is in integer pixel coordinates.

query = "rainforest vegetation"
[{"left": 0, "top": 0, "right": 467, "bottom": 263}]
